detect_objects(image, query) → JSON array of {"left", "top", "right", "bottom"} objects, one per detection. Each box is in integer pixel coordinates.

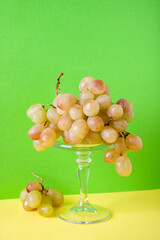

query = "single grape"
[
  {"left": 68, "top": 129, "right": 82, "bottom": 145},
  {"left": 87, "top": 116, "right": 104, "bottom": 132},
  {"left": 69, "top": 104, "right": 84, "bottom": 120},
  {"left": 40, "top": 128, "right": 56, "bottom": 147},
  {"left": 28, "top": 124, "right": 45, "bottom": 140},
  {"left": 62, "top": 131, "right": 70, "bottom": 144},
  {"left": 26, "top": 180, "right": 42, "bottom": 193},
  {"left": 95, "top": 94, "right": 112, "bottom": 110},
  {"left": 57, "top": 93, "right": 77, "bottom": 111},
  {"left": 56, "top": 106, "right": 68, "bottom": 116},
  {"left": 53, "top": 94, "right": 62, "bottom": 107},
  {"left": 107, "top": 104, "right": 123, "bottom": 120},
  {"left": 101, "top": 126, "right": 118, "bottom": 143},
  {"left": 88, "top": 79, "right": 106, "bottom": 94},
  {"left": 86, "top": 131, "right": 103, "bottom": 144},
  {"left": 109, "top": 120, "right": 127, "bottom": 132},
  {"left": 48, "top": 122, "right": 62, "bottom": 139},
  {"left": 27, "top": 104, "right": 43, "bottom": 118},
  {"left": 28, "top": 190, "right": 42, "bottom": 208},
  {"left": 115, "top": 156, "right": 132, "bottom": 177},
  {"left": 20, "top": 188, "right": 28, "bottom": 202},
  {"left": 79, "top": 90, "right": 94, "bottom": 105},
  {"left": 123, "top": 111, "right": 134, "bottom": 123},
  {"left": 23, "top": 199, "right": 34, "bottom": 211},
  {"left": 104, "top": 149, "right": 120, "bottom": 163},
  {"left": 114, "top": 137, "right": 127, "bottom": 153},
  {"left": 98, "top": 110, "right": 110, "bottom": 124},
  {"left": 37, "top": 203, "right": 54, "bottom": 217},
  {"left": 31, "top": 109, "right": 47, "bottom": 124},
  {"left": 57, "top": 115, "right": 73, "bottom": 131},
  {"left": 83, "top": 100, "right": 100, "bottom": 117},
  {"left": 71, "top": 119, "right": 89, "bottom": 139},
  {"left": 46, "top": 188, "right": 64, "bottom": 207},
  {"left": 125, "top": 134, "right": 143, "bottom": 151},
  {"left": 47, "top": 108, "right": 60, "bottom": 124},
  {"left": 41, "top": 194, "right": 53, "bottom": 205},
  {"left": 117, "top": 99, "right": 133, "bottom": 116},
  {"left": 33, "top": 140, "right": 47, "bottom": 151},
  {"left": 79, "top": 76, "right": 95, "bottom": 91}
]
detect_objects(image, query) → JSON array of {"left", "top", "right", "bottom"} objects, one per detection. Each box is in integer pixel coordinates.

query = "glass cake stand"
[{"left": 53, "top": 139, "right": 111, "bottom": 224}]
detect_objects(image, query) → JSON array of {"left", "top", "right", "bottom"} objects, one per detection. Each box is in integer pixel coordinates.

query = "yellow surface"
[{"left": 0, "top": 190, "right": 160, "bottom": 240}]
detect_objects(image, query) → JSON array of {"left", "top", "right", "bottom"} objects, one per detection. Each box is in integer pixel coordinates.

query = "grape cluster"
[
  {"left": 20, "top": 173, "right": 64, "bottom": 217},
  {"left": 27, "top": 74, "right": 143, "bottom": 177}
]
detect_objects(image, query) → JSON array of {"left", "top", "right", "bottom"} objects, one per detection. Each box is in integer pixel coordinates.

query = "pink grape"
[
  {"left": 104, "top": 149, "right": 120, "bottom": 163},
  {"left": 57, "top": 115, "right": 73, "bottom": 131},
  {"left": 98, "top": 110, "right": 110, "bottom": 124},
  {"left": 56, "top": 106, "right": 68, "bottom": 116},
  {"left": 117, "top": 99, "right": 133, "bottom": 115},
  {"left": 114, "top": 137, "right": 127, "bottom": 153},
  {"left": 46, "top": 188, "right": 64, "bottom": 207},
  {"left": 109, "top": 120, "right": 127, "bottom": 132},
  {"left": 125, "top": 134, "right": 143, "bottom": 151},
  {"left": 57, "top": 93, "right": 77, "bottom": 111},
  {"left": 115, "top": 156, "right": 132, "bottom": 177},
  {"left": 62, "top": 131, "right": 70, "bottom": 144},
  {"left": 26, "top": 180, "right": 42, "bottom": 193},
  {"left": 68, "top": 129, "right": 82, "bottom": 145},
  {"left": 48, "top": 122, "right": 62, "bottom": 139},
  {"left": 123, "top": 111, "right": 134, "bottom": 123},
  {"left": 88, "top": 80, "right": 106, "bottom": 94},
  {"left": 28, "top": 124, "right": 45, "bottom": 140},
  {"left": 40, "top": 128, "right": 56, "bottom": 147},
  {"left": 87, "top": 116, "right": 104, "bottom": 132}
]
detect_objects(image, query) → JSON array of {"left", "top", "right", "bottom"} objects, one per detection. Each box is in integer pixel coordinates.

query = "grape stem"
[
  {"left": 42, "top": 104, "right": 55, "bottom": 108},
  {"left": 31, "top": 172, "right": 43, "bottom": 184},
  {"left": 56, "top": 72, "right": 64, "bottom": 96}
]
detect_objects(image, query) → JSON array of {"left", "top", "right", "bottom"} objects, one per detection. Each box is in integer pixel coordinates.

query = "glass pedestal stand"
[{"left": 53, "top": 140, "right": 111, "bottom": 224}]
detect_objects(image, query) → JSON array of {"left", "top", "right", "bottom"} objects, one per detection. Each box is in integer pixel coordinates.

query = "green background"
[{"left": 0, "top": 0, "right": 160, "bottom": 199}]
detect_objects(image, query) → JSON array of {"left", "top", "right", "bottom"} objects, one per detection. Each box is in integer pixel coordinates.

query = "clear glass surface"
[{"left": 53, "top": 137, "right": 111, "bottom": 224}]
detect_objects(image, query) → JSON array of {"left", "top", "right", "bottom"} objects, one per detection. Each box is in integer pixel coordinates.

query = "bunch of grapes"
[
  {"left": 27, "top": 73, "right": 142, "bottom": 177},
  {"left": 20, "top": 173, "right": 64, "bottom": 217}
]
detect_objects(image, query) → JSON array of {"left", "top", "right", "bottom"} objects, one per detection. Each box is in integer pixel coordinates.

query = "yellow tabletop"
[{"left": 0, "top": 189, "right": 160, "bottom": 240}]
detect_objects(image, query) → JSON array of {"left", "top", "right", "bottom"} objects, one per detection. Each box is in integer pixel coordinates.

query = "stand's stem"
[{"left": 76, "top": 152, "right": 91, "bottom": 206}]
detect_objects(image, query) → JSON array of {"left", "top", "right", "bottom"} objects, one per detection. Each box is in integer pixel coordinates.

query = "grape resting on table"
[{"left": 27, "top": 73, "right": 143, "bottom": 177}]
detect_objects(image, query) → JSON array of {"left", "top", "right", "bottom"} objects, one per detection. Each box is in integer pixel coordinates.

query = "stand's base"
[{"left": 57, "top": 203, "right": 111, "bottom": 224}]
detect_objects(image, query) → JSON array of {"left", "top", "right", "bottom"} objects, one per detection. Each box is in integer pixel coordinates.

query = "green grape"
[
  {"left": 28, "top": 190, "right": 42, "bottom": 208},
  {"left": 101, "top": 126, "right": 118, "bottom": 144},
  {"left": 20, "top": 188, "right": 28, "bottom": 202},
  {"left": 71, "top": 119, "right": 89, "bottom": 139},
  {"left": 79, "top": 90, "right": 94, "bottom": 105},
  {"left": 69, "top": 104, "right": 84, "bottom": 120},
  {"left": 107, "top": 104, "right": 124, "bottom": 120},
  {"left": 33, "top": 140, "right": 47, "bottom": 151},
  {"left": 27, "top": 104, "right": 43, "bottom": 118},
  {"left": 47, "top": 108, "right": 60, "bottom": 124},
  {"left": 23, "top": 199, "right": 34, "bottom": 211},
  {"left": 109, "top": 120, "right": 127, "bottom": 132},
  {"left": 41, "top": 194, "right": 53, "bottom": 205},
  {"left": 86, "top": 131, "right": 103, "bottom": 144},
  {"left": 83, "top": 100, "right": 100, "bottom": 117},
  {"left": 79, "top": 77, "right": 95, "bottom": 91},
  {"left": 46, "top": 188, "right": 64, "bottom": 207},
  {"left": 68, "top": 129, "right": 82, "bottom": 145},
  {"left": 95, "top": 94, "right": 112, "bottom": 110},
  {"left": 37, "top": 203, "right": 54, "bottom": 217},
  {"left": 31, "top": 109, "right": 47, "bottom": 124}
]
